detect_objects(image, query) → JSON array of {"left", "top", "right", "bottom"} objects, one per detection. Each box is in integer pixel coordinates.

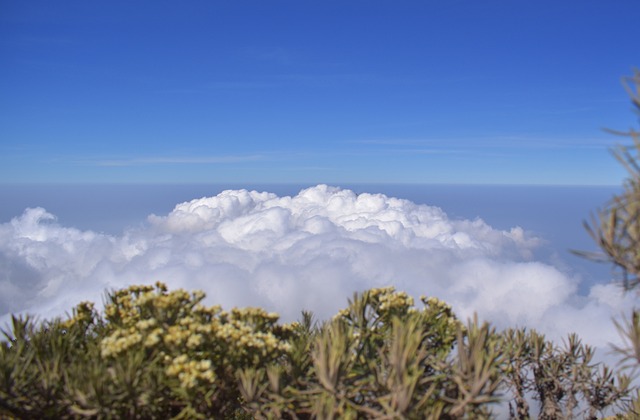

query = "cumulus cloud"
[{"left": 0, "top": 185, "right": 632, "bottom": 353}]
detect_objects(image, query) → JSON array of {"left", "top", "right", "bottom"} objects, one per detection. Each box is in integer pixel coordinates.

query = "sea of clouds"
[{"left": 0, "top": 184, "right": 634, "bottom": 353}]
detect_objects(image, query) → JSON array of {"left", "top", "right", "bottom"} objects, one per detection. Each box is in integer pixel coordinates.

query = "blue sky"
[{"left": 1, "top": 0, "right": 638, "bottom": 185}]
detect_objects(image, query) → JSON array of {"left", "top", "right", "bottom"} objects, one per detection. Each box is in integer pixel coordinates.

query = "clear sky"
[{"left": 1, "top": 0, "right": 638, "bottom": 185}]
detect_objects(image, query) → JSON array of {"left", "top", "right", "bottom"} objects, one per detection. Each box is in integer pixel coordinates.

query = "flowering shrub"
[
  {"left": 0, "top": 284, "right": 632, "bottom": 418},
  {"left": 0, "top": 282, "right": 296, "bottom": 418},
  {"left": 98, "top": 282, "right": 296, "bottom": 416}
]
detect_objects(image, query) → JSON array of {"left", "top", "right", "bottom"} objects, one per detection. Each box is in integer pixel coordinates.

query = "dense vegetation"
[
  {"left": 1, "top": 71, "right": 639, "bottom": 419},
  {"left": 0, "top": 284, "right": 633, "bottom": 418}
]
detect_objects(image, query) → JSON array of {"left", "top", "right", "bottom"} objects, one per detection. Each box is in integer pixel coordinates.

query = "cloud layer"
[{"left": 0, "top": 185, "right": 632, "bottom": 351}]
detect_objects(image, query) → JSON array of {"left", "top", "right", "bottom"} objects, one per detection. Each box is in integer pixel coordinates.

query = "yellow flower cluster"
[
  {"left": 228, "top": 307, "right": 280, "bottom": 326},
  {"left": 419, "top": 295, "right": 464, "bottom": 343},
  {"left": 166, "top": 354, "right": 216, "bottom": 389},
  {"left": 332, "top": 287, "right": 417, "bottom": 322},
  {"left": 164, "top": 322, "right": 207, "bottom": 347},
  {"left": 144, "top": 328, "right": 163, "bottom": 347},
  {"left": 215, "top": 320, "right": 291, "bottom": 356},
  {"left": 368, "top": 286, "right": 397, "bottom": 299},
  {"left": 377, "top": 289, "right": 414, "bottom": 312},
  {"left": 104, "top": 292, "right": 140, "bottom": 324},
  {"left": 274, "top": 321, "right": 299, "bottom": 335},
  {"left": 101, "top": 328, "right": 143, "bottom": 357},
  {"left": 420, "top": 296, "right": 452, "bottom": 312},
  {"left": 136, "top": 318, "right": 157, "bottom": 330},
  {"left": 61, "top": 301, "right": 96, "bottom": 330},
  {"left": 335, "top": 308, "right": 351, "bottom": 319}
]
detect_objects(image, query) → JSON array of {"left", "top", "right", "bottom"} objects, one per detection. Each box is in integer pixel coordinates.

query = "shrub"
[{"left": 0, "top": 284, "right": 630, "bottom": 419}]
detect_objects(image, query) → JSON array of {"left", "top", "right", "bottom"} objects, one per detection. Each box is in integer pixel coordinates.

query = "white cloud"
[
  {"left": 0, "top": 185, "right": 632, "bottom": 355},
  {"left": 92, "top": 155, "right": 264, "bottom": 167}
]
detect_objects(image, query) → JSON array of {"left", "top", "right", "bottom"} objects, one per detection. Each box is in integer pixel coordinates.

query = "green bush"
[{"left": 0, "top": 284, "right": 631, "bottom": 419}]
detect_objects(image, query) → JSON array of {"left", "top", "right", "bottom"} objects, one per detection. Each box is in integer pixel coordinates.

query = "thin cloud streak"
[
  {"left": 159, "top": 72, "right": 385, "bottom": 95},
  {"left": 352, "top": 135, "right": 614, "bottom": 150},
  {"left": 89, "top": 155, "right": 266, "bottom": 167}
]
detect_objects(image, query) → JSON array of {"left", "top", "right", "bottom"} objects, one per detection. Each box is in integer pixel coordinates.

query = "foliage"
[
  {"left": 501, "top": 329, "right": 630, "bottom": 419},
  {"left": 0, "top": 284, "right": 631, "bottom": 419},
  {"left": 578, "top": 69, "right": 640, "bottom": 419},
  {"left": 581, "top": 69, "right": 640, "bottom": 290},
  {"left": 1, "top": 283, "right": 295, "bottom": 419},
  {"left": 578, "top": 70, "right": 640, "bottom": 418},
  {"left": 237, "top": 288, "right": 503, "bottom": 419}
]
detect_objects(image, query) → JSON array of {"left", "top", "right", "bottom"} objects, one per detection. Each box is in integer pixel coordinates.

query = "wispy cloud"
[
  {"left": 352, "top": 135, "right": 615, "bottom": 150},
  {"left": 90, "top": 155, "right": 265, "bottom": 167},
  {"left": 159, "top": 71, "right": 386, "bottom": 95},
  {"left": 352, "top": 139, "right": 446, "bottom": 146}
]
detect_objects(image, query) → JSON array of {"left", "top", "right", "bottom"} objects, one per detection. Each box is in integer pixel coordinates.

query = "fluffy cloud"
[{"left": 0, "top": 185, "right": 632, "bottom": 353}]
